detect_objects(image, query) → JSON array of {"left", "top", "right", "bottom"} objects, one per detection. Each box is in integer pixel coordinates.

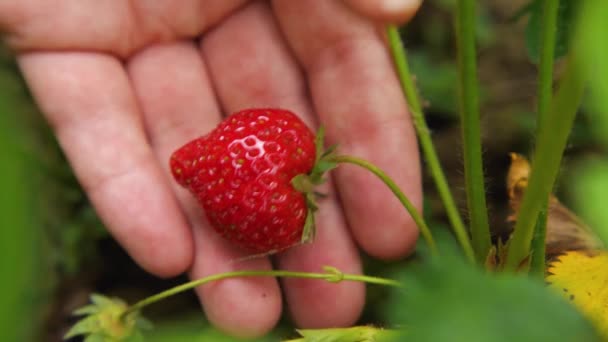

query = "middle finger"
[{"left": 201, "top": 0, "right": 364, "bottom": 328}]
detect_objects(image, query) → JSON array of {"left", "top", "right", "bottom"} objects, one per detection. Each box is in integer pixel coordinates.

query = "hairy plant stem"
[
  {"left": 505, "top": 52, "right": 587, "bottom": 271},
  {"left": 529, "top": 210, "right": 548, "bottom": 277},
  {"left": 331, "top": 155, "right": 438, "bottom": 255},
  {"left": 386, "top": 26, "right": 474, "bottom": 262},
  {"left": 122, "top": 267, "right": 401, "bottom": 319},
  {"left": 455, "top": 0, "right": 491, "bottom": 263},
  {"left": 529, "top": 0, "right": 560, "bottom": 278}
]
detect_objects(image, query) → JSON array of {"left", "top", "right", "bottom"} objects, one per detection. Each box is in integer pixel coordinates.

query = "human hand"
[{"left": 1, "top": 0, "right": 422, "bottom": 337}]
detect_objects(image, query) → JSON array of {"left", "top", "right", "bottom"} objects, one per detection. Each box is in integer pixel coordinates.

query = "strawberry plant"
[
  {"left": 168, "top": 107, "right": 435, "bottom": 256},
  {"left": 3, "top": 0, "right": 608, "bottom": 341}
]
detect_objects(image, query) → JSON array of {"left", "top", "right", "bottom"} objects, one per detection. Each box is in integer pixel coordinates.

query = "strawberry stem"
[
  {"left": 386, "top": 26, "right": 474, "bottom": 263},
  {"left": 120, "top": 267, "right": 401, "bottom": 320},
  {"left": 453, "top": 0, "right": 492, "bottom": 263},
  {"left": 528, "top": 0, "right": 559, "bottom": 278},
  {"left": 329, "top": 155, "right": 438, "bottom": 255},
  {"left": 504, "top": 51, "right": 587, "bottom": 271}
]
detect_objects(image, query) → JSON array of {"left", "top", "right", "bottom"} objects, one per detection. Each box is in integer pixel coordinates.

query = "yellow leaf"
[
  {"left": 547, "top": 251, "right": 608, "bottom": 339},
  {"left": 506, "top": 153, "right": 603, "bottom": 257},
  {"left": 506, "top": 153, "right": 531, "bottom": 209}
]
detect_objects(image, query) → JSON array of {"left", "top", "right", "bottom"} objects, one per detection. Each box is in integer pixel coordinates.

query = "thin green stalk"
[
  {"left": 331, "top": 155, "right": 438, "bottom": 255},
  {"left": 536, "top": 0, "right": 560, "bottom": 124},
  {"left": 386, "top": 26, "right": 474, "bottom": 263},
  {"left": 529, "top": 0, "right": 560, "bottom": 278},
  {"left": 123, "top": 267, "right": 401, "bottom": 318},
  {"left": 529, "top": 210, "right": 548, "bottom": 277},
  {"left": 455, "top": 0, "right": 492, "bottom": 263},
  {"left": 505, "top": 52, "right": 587, "bottom": 270}
]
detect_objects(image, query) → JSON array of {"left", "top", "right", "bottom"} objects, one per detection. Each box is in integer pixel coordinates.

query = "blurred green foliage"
[
  {"left": 0, "top": 47, "right": 44, "bottom": 341},
  {"left": 409, "top": 52, "right": 458, "bottom": 116},
  {"left": 146, "top": 315, "right": 286, "bottom": 342},
  {"left": 0, "top": 46, "right": 109, "bottom": 341},
  {"left": 384, "top": 249, "right": 600, "bottom": 341},
  {"left": 575, "top": 161, "right": 608, "bottom": 246},
  {"left": 524, "top": 0, "right": 576, "bottom": 63},
  {"left": 572, "top": 0, "right": 608, "bottom": 246},
  {"left": 403, "top": 1, "right": 495, "bottom": 119},
  {"left": 576, "top": 0, "right": 608, "bottom": 146},
  {"left": 1, "top": 0, "right": 607, "bottom": 341}
]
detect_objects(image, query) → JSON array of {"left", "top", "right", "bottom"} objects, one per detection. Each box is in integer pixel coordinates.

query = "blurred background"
[{"left": 1, "top": 0, "right": 605, "bottom": 341}]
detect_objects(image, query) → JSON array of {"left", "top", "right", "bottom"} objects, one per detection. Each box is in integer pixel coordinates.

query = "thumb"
[{"left": 341, "top": 0, "right": 422, "bottom": 23}]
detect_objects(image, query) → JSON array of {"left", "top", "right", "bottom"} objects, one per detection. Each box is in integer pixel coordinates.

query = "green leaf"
[
  {"left": 385, "top": 251, "right": 600, "bottom": 341},
  {"left": 285, "top": 326, "right": 402, "bottom": 342},
  {"left": 525, "top": 0, "right": 577, "bottom": 63}
]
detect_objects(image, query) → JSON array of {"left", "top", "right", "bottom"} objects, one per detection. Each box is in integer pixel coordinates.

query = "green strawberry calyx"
[
  {"left": 291, "top": 126, "right": 338, "bottom": 244},
  {"left": 291, "top": 126, "right": 438, "bottom": 254}
]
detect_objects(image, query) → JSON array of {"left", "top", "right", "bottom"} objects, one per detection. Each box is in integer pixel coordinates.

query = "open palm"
[{"left": 1, "top": 0, "right": 422, "bottom": 337}]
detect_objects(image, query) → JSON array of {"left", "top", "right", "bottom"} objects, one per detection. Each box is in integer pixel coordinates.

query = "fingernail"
[{"left": 381, "top": 0, "right": 422, "bottom": 13}]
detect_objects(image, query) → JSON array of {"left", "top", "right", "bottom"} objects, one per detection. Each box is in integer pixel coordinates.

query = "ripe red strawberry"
[{"left": 170, "top": 108, "right": 318, "bottom": 253}]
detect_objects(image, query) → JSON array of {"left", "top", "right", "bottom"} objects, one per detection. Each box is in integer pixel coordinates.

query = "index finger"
[{"left": 18, "top": 52, "right": 194, "bottom": 276}]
